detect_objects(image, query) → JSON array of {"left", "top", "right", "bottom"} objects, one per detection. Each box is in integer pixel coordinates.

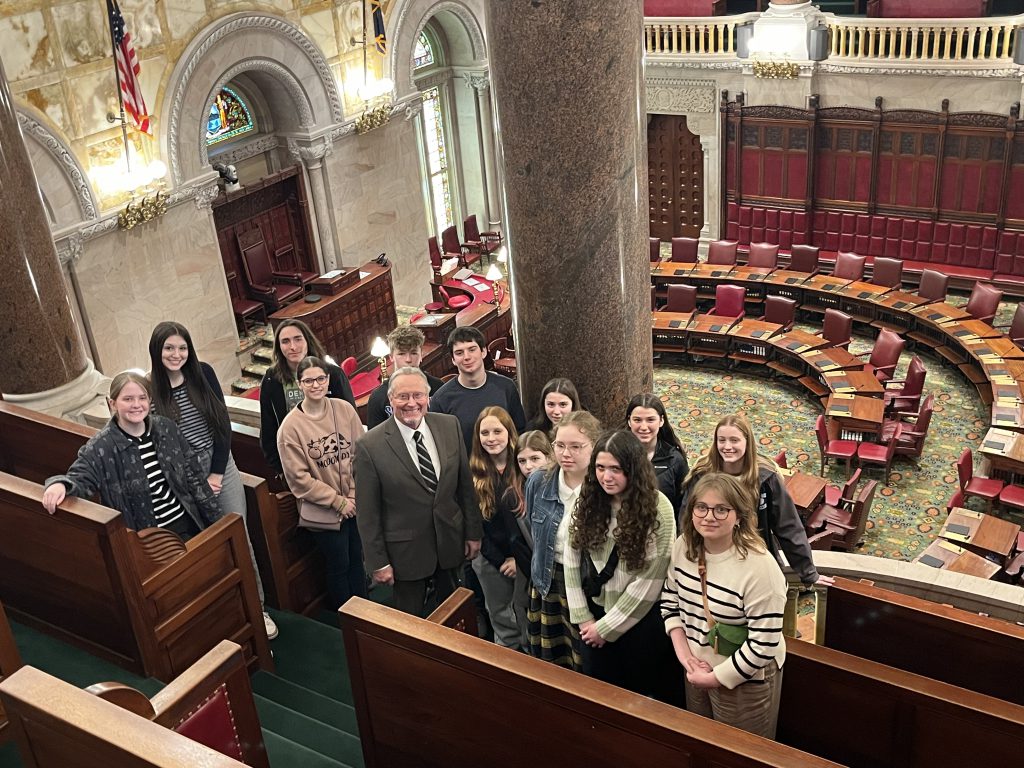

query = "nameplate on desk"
[
  {"left": 858, "top": 291, "right": 874, "bottom": 298},
  {"left": 472, "top": 284, "right": 490, "bottom": 293},
  {"left": 818, "top": 362, "right": 839, "bottom": 371},
  {"left": 927, "top": 312, "right": 944, "bottom": 322},
  {"left": 952, "top": 329, "right": 973, "bottom": 338},
  {"left": 892, "top": 301, "right": 909, "bottom": 310},
  {"left": 829, "top": 405, "right": 850, "bottom": 414},
  {"left": 711, "top": 270, "right": 727, "bottom": 277},
  {"left": 669, "top": 320, "right": 684, "bottom": 328},
  {"left": 822, "top": 283, "right": 840, "bottom": 291},
  {"left": 709, "top": 324, "right": 723, "bottom": 333},
  {"left": 674, "top": 269, "right": 687, "bottom": 276},
  {"left": 945, "top": 523, "right": 972, "bottom": 539},
  {"left": 834, "top": 386, "right": 856, "bottom": 393},
  {"left": 918, "top": 554, "right": 945, "bottom": 569},
  {"left": 416, "top": 314, "right": 448, "bottom": 326},
  {"left": 786, "top": 342, "right": 805, "bottom": 351},
  {"left": 785, "top": 277, "right": 801, "bottom": 284},
  {"left": 453, "top": 268, "right": 473, "bottom": 280},
  {"left": 750, "top": 330, "right": 768, "bottom": 338}
]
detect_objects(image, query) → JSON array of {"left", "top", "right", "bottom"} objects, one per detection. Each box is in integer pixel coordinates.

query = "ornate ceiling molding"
[
  {"left": 209, "top": 134, "right": 280, "bottom": 167},
  {"left": 818, "top": 63, "right": 1020, "bottom": 78},
  {"left": 17, "top": 111, "right": 98, "bottom": 221}
]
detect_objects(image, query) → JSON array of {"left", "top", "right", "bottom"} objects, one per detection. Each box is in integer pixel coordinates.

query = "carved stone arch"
[
  {"left": 16, "top": 108, "right": 98, "bottom": 226},
  {"left": 390, "top": 0, "right": 487, "bottom": 97},
  {"left": 162, "top": 12, "right": 344, "bottom": 185}
]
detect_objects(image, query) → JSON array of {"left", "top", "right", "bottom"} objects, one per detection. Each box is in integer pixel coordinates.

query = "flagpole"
[{"left": 106, "top": 0, "right": 131, "bottom": 173}]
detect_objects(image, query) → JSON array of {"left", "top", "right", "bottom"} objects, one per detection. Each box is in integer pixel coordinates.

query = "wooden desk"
[
  {"left": 825, "top": 394, "right": 885, "bottom": 439},
  {"left": 948, "top": 319, "right": 1003, "bottom": 340},
  {"left": 991, "top": 401, "right": 1024, "bottom": 431},
  {"left": 980, "top": 427, "right": 1024, "bottom": 476},
  {"left": 963, "top": 337, "right": 1024, "bottom": 361},
  {"left": 803, "top": 347, "right": 864, "bottom": 374},
  {"left": 687, "top": 314, "right": 735, "bottom": 358},
  {"left": 773, "top": 329, "right": 830, "bottom": 354},
  {"left": 728, "top": 319, "right": 782, "bottom": 364},
  {"left": 822, "top": 370, "right": 885, "bottom": 396},
  {"left": 784, "top": 471, "right": 828, "bottom": 513},
  {"left": 651, "top": 311, "right": 694, "bottom": 353},
  {"left": 911, "top": 302, "right": 971, "bottom": 325},
  {"left": 913, "top": 539, "right": 1001, "bottom": 579},
  {"left": 939, "top": 507, "right": 1020, "bottom": 561},
  {"left": 802, "top": 274, "right": 855, "bottom": 294},
  {"left": 730, "top": 265, "right": 777, "bottom": 279},
  {"left": 728, "top": 318, "right": 782, "bottom": 340},
  {"left": 686, "top": 262, "right": 736, "bottom": 280},
  {"left": 841, "top": 281, "right": 893, "bottom": 300},
  {"left": 872, "top": 290, "right": 929, "bottom": 311},
  {"left": 270, "top": 261, "right": 396, "bottom": 363}
]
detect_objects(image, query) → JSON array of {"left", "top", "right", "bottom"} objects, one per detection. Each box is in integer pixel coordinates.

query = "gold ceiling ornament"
[
  {"left": 117, "top": 191, "right": 169, "bottom": 230},
  {"left": 752, "top": 60, "right": 801, "bottom": 79},
  {"left": 355, "top": 104, "right": 392, "bottom": 135}
]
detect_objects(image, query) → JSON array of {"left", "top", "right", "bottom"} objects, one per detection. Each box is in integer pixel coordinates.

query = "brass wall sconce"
[
  {"left": 117, "top": 191, "right": 169, "bottom": 230},
  {"left": 752, "top": 60, "right": 801, "bottom": 79},
  {"left": 355, "top": 104, "right": 392, "bottom": 135}
]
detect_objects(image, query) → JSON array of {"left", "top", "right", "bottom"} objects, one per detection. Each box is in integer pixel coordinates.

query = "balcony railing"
[
  {"left": 644, "top": 13, "right": 1023, "bottom": 67},
  {"left": 827, "top": 15, "right": 1019, "bottom": 65},
  {"left": 644, "top": 13, "right": 760, "bottom": 56}
]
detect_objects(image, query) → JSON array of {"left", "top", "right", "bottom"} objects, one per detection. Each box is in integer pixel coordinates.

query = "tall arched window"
[
  {"left": 414, "top": 27, "right": 456, "bottom": 236},
  {"left": 206, "top": 87, "right": 254, "bottom": 146},
  {"left": 413, "top": 32, "right": 434, "bottom": 69}
]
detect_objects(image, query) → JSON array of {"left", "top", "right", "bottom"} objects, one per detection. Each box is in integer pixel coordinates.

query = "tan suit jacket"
[{"left": 355, "top": 412, "right": 482, "bottom": 581}]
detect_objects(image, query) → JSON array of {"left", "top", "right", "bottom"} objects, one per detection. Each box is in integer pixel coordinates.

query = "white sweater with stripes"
[{"left": 661, "top": 538, "right": 787, "bottom": 690}]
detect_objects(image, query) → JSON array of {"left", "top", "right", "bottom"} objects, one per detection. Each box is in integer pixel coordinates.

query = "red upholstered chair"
[
  {"left": 708, "top": 285, "right": 745, "bottom": 319},
  {"left": 808, "top": 479, "right": 879, "bottom": 552},
  {"left": 957, "top": 448, "right": 1004, "bottom": 510},
  {"left": 340, "top": 356, "right": 357, "bottom": 377},
  {"left": 226, "top": 271, "right": 267, "bottom": 333},
  {"left": 918, "top": 269, "right": 949, "bottom": 303},
  {"left": 239, "top": 230, "right": 304, "bottom": 310},
  {"left": 746, "top": 242, "right": 779, "bottom": 269},
  {"left": 871, "top": 257, "right": 903, "bottom": 289},
  {"left": 998, "top": 483, "right": 1024, "bottom": 513},
  {"left": 650, "top": 237, "right": 662, "bottom": 263},
  {"left": 706, "top": 240, "right": 738, "bottom": 266},
  {"left": 860, "top": 329, "right": 905, "bottom": 382},
  {"left": 789, "top": 244, "right": 820, "bottom": 275},
  {"left": 671, "top": 236, "right": 699, "bottom": 263},
  {"left": 665, "top": 284, "right": 697, "bottom": 313},
  {"left": 822, "top": 308, "right": 853, "bottom": 350},
  {"left": 442, "top": 225, "right": 479, "bottom": 269},
  {"left": 825, "top": 467, "right": 862, "bottom": 509},
  {"left": 883, "top": 355, "right": 926, "bottom": 414},
  {"left": 644, "top": 0, "right": 726, "bottom": 14},
  {"left": 760, "top": 295, "right": 796, "bottom": 332},
  {"left": 883, "top": 395, "right": 933, "bottom": 462},
  {"left": 997, "top": 303, "right": 1024, "bottom": 346},
  {"left": 439, "top": 286, "right": 472, "bottom": 311},
  {"left": 814, "top": 414, "right": 858, "bottom": 474},
  {"left": 946, "top": 488, "right": 965, "bottom": 515},
  {"left": 833, "top": 251, "right": 867, "bottom": 281},
  {"left": 964, "top": 282, "right": 1003, "bottom": 325},
  {"left": 428, "top": 236, "right": 444, "bottom": 273},
  {"left": 773, "top": 449, "right": 788, "bottom": 469},
  {"left": 463, "top": 215, "right": 501, "bottom": 258},
  {"left": 857, "top": 424, "right": 901, "bottom": 485}
]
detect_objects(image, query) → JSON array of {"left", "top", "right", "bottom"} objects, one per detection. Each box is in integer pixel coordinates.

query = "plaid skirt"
[{"left": 527, "top": 561, "right": 582, "bottom": 672}]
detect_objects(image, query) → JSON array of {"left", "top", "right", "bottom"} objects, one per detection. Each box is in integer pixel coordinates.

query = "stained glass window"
[
  {"left": 414, "top": 32, "right": 434, "bottom": 69},
  {"left": 206, "top": 87, "right": 254, "bottom": 146},
  {"left": 422, "top": 86, "right": 453, "bottom": 234}
]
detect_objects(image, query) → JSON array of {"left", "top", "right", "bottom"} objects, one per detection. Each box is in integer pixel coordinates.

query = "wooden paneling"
[{"left": 648, "top": 114, "right": 704, "bottom": 240}]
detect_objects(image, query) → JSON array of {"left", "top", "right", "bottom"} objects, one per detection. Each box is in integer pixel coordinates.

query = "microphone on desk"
[{"left": 374, "top": 252, "right": 389, "bottom": 267}]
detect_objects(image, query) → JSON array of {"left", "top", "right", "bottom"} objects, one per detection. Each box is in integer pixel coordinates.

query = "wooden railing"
[
  {"left": 644, "top": 14, "right": 759, "bottom": 56},
  {"left": 827, "top": 15, "right": 1021, "bottom": 64}
]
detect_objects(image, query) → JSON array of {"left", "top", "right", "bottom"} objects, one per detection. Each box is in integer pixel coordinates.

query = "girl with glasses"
[
  {"left": 42, "top": 372, "right": 222, "bottom": 542},
  {"left": 683, "top": 413, "right": 827, "bottom": 589},
  {"left": 662, "top": 472, "right": 787, "bottom": 738},
  {"left": 525, "top": 410, "right": 602, "bottom": 670},
  {"left": 563, "top": 430, "right": 681, "bottom": 706},
  {"left": 277, "top": 356, "right": 366, "bottom": 610},
  {"left": 259, "top": 320, "right": 356, "bottom": 480},
  {"left": 625, "top": 393, "right": 689, "bottom": 514},
  {"left": 469, "top": 407, "right": 528, "bottom": 649},
  {"left": 148, "top": 321, "right": 277, "bottom": 640}
]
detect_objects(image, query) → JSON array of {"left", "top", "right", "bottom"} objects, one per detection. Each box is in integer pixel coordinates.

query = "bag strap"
[
  {"left": 585, "top": 545, "right": 620, "bottom": 588},
  {"left": 698, "top": 552, "right": 717, "bottom": 634}
]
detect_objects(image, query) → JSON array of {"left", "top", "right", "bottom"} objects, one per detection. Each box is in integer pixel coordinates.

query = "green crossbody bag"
[{"left": 699, "top": 554, "right": 748, "bottom": 657}]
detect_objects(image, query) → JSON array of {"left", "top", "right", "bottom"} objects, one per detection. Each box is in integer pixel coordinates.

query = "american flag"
[
  {"left": 107, "top": 0, "right": 150, "bottom": 134},
  {"left": 371, "top": 0, "right": 387, "bottom": 54}
]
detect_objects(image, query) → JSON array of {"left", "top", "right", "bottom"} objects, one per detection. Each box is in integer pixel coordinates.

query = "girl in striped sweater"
[
  {"left": 662, "top": 472, "right": 787, "bottom": 739},
  {"left": 564, "top": 429, "right": 682, "bottom": 706}
]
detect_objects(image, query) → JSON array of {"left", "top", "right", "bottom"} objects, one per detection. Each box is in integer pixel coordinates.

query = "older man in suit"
[{"left": 355, "top": 366, "right": 482, "bottom": 617}]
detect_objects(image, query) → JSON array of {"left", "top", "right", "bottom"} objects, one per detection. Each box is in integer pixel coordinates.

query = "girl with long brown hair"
[
  {"left": 470, "top": 406, "right": 528, "bottom": 648},
  {"left": 564, "top": 429, "right": 681, "bottom": 705}
]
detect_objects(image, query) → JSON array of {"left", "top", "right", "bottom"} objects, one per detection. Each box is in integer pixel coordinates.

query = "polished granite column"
[
  {"left": 0, "top": 58, "right": 88, "bottom": 396},
  {"left": 487, "top": 0, "right": 652, "bottom": 427}
]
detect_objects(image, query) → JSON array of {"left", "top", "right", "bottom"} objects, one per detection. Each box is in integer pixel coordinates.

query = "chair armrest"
[
  {"left": 248, "top": 284, "right": 275, "bottom": 297},
  {"left": 884, "top": 378, "right": 907, "bottom": 388},
  {"left": 272, "top": 271, "right": 303, "bottom": 285}
]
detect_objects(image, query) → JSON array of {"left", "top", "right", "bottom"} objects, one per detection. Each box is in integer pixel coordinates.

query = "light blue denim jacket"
[{"left": 527, "top": 468, "right": 567, "bottom": 596}]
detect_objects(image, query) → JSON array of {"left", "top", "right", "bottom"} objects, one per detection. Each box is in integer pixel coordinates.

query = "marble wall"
[
  {"left": 72, "top": 200, "right": 240, "bottom": 381},
  {"left": 323, "top": 114, "right": 432, "bottom": 308}
]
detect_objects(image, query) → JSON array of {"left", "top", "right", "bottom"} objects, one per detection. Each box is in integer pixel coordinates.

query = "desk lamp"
[
  {"left": 485, "top": 264, "right": 502, "bottom": 305},
  {"left": 370, "top": 337, "right": 390, "bottom": 381}
]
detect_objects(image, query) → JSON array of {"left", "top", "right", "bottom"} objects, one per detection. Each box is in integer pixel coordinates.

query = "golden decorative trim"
[
  {"left": 117, "top": 192, "right": 169, "bottom": 230},
  {"left": 753, "top": 60, "right": 801, "bottom": 79},
  {"left": 355, "top": 104, "right": 392, "bottom": 135}
]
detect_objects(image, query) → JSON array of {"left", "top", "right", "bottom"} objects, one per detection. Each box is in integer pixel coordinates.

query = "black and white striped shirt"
[
  {"left": 170, "top": 384, "right": 214, "bottom": 455},
  {"left": 661, "top": 539, "right": 787, "bottom": 689},
  {"left": 132, "top": 431, "right": 188, "bottom": 531}
]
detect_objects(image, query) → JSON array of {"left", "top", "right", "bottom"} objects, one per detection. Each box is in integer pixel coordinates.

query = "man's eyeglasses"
[
  {"left": 692, "top": 502, "right": 735, "bottom": 520},
  {"left": 392, "top": 392, "right": 428, "bottom": 403}
]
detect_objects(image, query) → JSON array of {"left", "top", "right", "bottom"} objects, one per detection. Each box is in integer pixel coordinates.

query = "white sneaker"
[{"left": 263, "top": 611, "right": 279, "bottom": 640}]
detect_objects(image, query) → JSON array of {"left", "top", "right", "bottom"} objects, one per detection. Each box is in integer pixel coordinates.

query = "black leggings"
[{"left": 580, "top": 602, "right": 685, "bottom": 708}]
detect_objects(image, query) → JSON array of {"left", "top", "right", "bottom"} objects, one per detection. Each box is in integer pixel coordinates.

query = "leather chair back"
[
  {"left": 464, "top": 215, "right": 481, "bottom": 242},
  {"left": 441, "top": 225, "right": 461, "bottom": 255},
  {"left": 650, "top": 237, "right": 662, "bottom": 262},
  {"left": 871, "top": 257, "right": 903, "bottom": 288},
  {"left": 789, "top": 244, "right": 820, "bottom": 274},
  {"left": 173, "top": 685, "right": 246, "bottom": 762},
  {"left": 670, "top": 236, "right": 699, "bottom": 263},
  {"left": 867, "top": 329, "right": 905, "bottom": 380},
  {"left": 747, "top": 242, "right": 779, "bottom": 269},
  {"left": 822, "top": 308, "right": 853, "bottom": 348},
  {"left": 834, "top": 251, "right": 866, "bottom": 281},
  {"left": 707, "top": 240, "right": 738, "bottom": 266},
  {"left": 965, "top": 282, "right": 1002, "bottom": 324},
  {"left": 711, "top": 284, "right": 745, "bottom": 318},
  {"left": 1009, "top": 303, "right": 1024, "bottom": 345},
  {"left": 428, "top": 236, "right": 443, "bottom": 269},
  {"left": 666, "top": 284, "right": 697, "bottom": 313},
  {"left": 918, "top": 269, "right": 949, "bottom": 302},
  {"left": 763, "top": 295, "right": 796, "bottom": 330}
]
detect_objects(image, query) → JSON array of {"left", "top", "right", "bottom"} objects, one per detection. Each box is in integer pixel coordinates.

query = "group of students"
[{"left": 39, "top": 316, "right": 829, "bottom": 739}]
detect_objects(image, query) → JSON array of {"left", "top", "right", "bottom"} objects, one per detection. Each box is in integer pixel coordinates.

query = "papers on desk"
[
  {"left": 359, "top": 271, "right": 370, "bottom": 279},
  {"left": 463, "top": 277, "right": 481, "bottom": 286},
  {"left": 472, "top": 284, "right": 490, "bottom": 293},
  {"left": 320, "top": 270, "right": 343, "bottom": 279},
  {"left": 918, "top": 554, "right": 945, "bottom": 568},
  {"left": 453, "top": 268, "right": 473, "bottom": 280},
  {"left": 833, "top": 386, "right": 856, "bottom": 393}
]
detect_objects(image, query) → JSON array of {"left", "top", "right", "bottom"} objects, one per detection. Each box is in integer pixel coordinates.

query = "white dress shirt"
[{"left": 395, "top": 416, "right": 442, "bottom": 483}]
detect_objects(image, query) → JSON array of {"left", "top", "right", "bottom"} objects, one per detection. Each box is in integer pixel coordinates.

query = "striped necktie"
[{"left": 413, "top": 430, "right": 438, "bottom": 493}]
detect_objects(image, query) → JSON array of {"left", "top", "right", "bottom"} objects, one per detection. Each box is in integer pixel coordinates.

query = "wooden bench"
[
  {"left": 0, "top": 600, "right": 23, "bottom": 744},
  {"left": 0, "top": 640, "right": 261, "bottom": 767},
  {"left": 0, "top": 470, "right": 272, "bottom": 682},
  {"left": 341, "top": 596, "right": 840, "bottom": 768},
  {"left": 822, "top": 576, "right": 1024, "bottom": 705},
  {"left": 231, "top": 425, "right": 327, "bottom": 616},
  {"left": 343, "top": 590, "right": 1024, "bottom": 767}
]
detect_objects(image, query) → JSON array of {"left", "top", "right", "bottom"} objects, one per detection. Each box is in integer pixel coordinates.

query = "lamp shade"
[
  {"left": 485, "top": 264, "right": 502, "bottom": 282},
  {"left": 370, "top": 337, "right": 390, "bottom": 358}
]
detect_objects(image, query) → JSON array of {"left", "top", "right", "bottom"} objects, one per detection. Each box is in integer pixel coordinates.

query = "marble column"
[
  {"left": 0, "top": 58, "right": 89, "bottom": 396},
  {"left": 487, "top": 0, "right": 651, "bottom": 427},
  {"left": 288, "top": 139, "right": 337, "bottom": 272},
  {"left": 467, "top": 74, "right": 502, "bottom": 230}
]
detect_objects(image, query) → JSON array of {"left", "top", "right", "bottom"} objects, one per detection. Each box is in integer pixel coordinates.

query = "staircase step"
[
  {"left": 251, "top": 671, "right": 358, "bottom": 733},
  {"left": 255, "top": 695, "right": 363, "bottom": 767},
  {"left": 231, "top": 375, "right": 261, "bottom": 394},
  {"left": 244, "top": 360, "right": 271, "bottom": 377},
  {"left": 262, "top": 728, "right": 352, "bottom": 768},
  {"left": 262, "top": 608, "right": 353, "bottom": 704}
]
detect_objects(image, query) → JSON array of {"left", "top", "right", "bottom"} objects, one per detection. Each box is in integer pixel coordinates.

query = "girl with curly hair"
[
  {"left": 469, "top": 406, "right": 528, "bottom": 649},
  {"left": 564, "top": 429, "right": 681, "bottom": 705},
  {"left": 662, "top": 472, "right": 787, "bottom": 738}
]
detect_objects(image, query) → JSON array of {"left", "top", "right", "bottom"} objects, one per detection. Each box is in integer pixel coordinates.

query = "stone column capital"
[
  {"left": 55, "top": 233, "right": 84, "bottom": 265},
  {"left": 287, "top": 138, "right": 334, "bottom": 167},
  {"left": 463, "top": 72, "right": 491, "bottom": 93}
]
